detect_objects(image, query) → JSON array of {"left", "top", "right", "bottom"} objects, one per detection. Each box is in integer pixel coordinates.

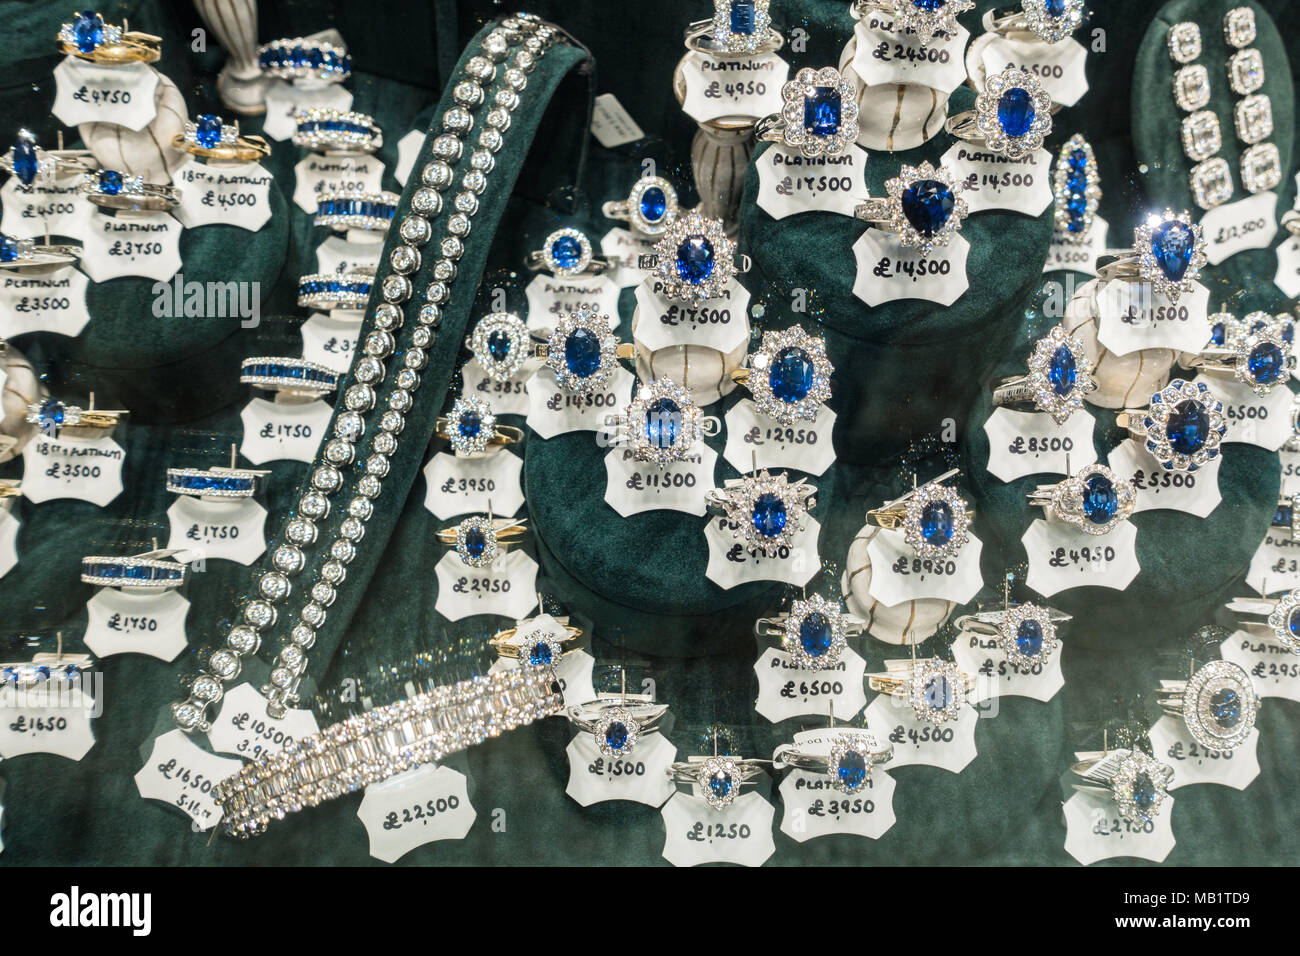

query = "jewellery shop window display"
[{"left": 0, "top": 0, "right": 1296, "bottom": 878}]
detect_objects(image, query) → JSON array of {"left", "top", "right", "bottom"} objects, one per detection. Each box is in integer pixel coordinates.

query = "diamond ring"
[
  {"left": 257, "top": 36, "right": 352, "bottom": 83},
  {"left": 467, "top": 312, "right": 532, "bottom": 382},
  {"left": 524, "top": 227, "right": 620, "bottom": 277},
  {"left": 683, "top": 0, "right": 783, "bottom": 58},
  {"left": 81, "top": 551, "right": 188, "bottom": 590},
  {"left": 1027, "top": 463, "right": 1136, "bottom": 536},
  {"left": 866, "top": 468, "right": 974, "bottom": 561},
  {"left": 869, "top": 658, "right": 975, "bottom": 724},
  {"left": 992, "top": 325, "right": 1095, "bottom": 424},
  {"left": 297, "top": 269, "right": 375, "bottom": 311},
  {"left": 643, "top": 211, "right": 749, "bottom": 302},
  {"left": 568, "top": 695, "right": 669, "bottom": 758},
  {"left": 1096, "top": 209, "right": 1207, "bottom": 303},
  {"left": 956, "top": 601, "right": 1070, "bottom": 670},
  {"left": 1116, "top": 378, "right": 1227, "bottom": 472},
  {"left": 707, "top": 469, "right": 817, "bottom": 557},
  {"left": 1071, "top": 748, "right": 1175, "bottom": 825},
  {"left": 755, "top": 594, "right": 862, "bottom": 670},
  {"left": 1, "top": 654, "right": 93, "bottom": 689},
  {"left": 535, "top": 307, "right": 634, "bottom": 395},
  {"left": 292, "top": 108, "right": 382, "bottom": 154},
  {"left": 1155, "top": 660, "right": 1259, "bottom": 753},
  {"left": 944, "top": 68, "right": 1053, "bottom": 159},
  {"left": 0, "top": 129, "right": 93, "bottom": 193},
  {"left": 434, "top": 397, "right": 525, "bottom": 457},
  {"left": 173, "top": 114, "right": 270, "bottom": 163},
  {"left": 57, "top": 10, "right": 161, "bottom": 64},
  {"left": 240, "top": 357, "right": 338, "bottom": 398},
  {"left": 0, "top": 234, "right": 82, "bottom": 271},
  {"left": 602, "top": 174, "right": 679, "bottom": 237},
  {"left": 80, "top": 169, "right": 179, "bottom": 212},
  {"left": 667, "top": 755, "right": 766, "bottom": 810},
  {"left": 754, "top": 66, "right": 859, "bottom": 159},
  {"left": 490, "top": 620, "right": 584, "bottom": 667},
  {"left": 851, "top": 0, "right": 975, "bottom": 45},
  {"left": 853, "top": 161, "right": 969, "bottom": 256},
  {"left": 988, "top": 0, "right": 1086, "bottom": 43},
  {"left": 166, "top": 465, "right": 268, "bottom": 499},
  {"left": 437, "top": 514, "right": 529, "bottom": 568},
  {"left": 1183, "top": 327, "right": 1293, "bottom": 397},
  {"left": 1229, "top": 589, "right": 1300, "bottom": 654},
  {"left": 730, "top": 325, "right": 833, "bottom": 425},
  {"left": 25, "top": 398, "right": 126, "bottom": 439},
  {"left": 313, "top": 190, "right": 400, "bottom": 233},
  {"left": 606, "top": 378, "right": 719, "bottom": 467},
  {"left": 776, "top": 730, "right": 893, "bottom": 794},
  {"left": 1053, "top": 134, "right": 1101, "bottom": 242}
]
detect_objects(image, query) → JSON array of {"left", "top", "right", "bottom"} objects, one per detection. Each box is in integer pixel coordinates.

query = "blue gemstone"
[
  {"left": 923, "top": 675, "right": 952, "bottom": 710},
  {"left": 730, "top": 0, "right": 756, "bottom": 34},
  {"left": 1016, "top": 619, "right": 1044, "bottom": 657},
  {"left": 900, "top": 179, "right": 955, "bottom": 238},
  {"left": 708, "top": 771, "right": 734, "bottom": 800},
  {"left": 1210, "top": 322, "right": 1225, "bottom": 345},
  {"left": 12, "top": 133, "right": 38, "bottom": 186},
  {"left": 1066, "top": 168, "right": 1087, "bottom": 193},
  {"left": 769, "top": 347, "right": 814, "bottom": 404},
  {"left": 1290, "top": 607, "right": 1300, "bottom": 638},
  {"left": 752, "top": 492, "right": 787, "bottom": 538},
  {"left": 458, "top": 410, "right": 482, "bottom": 439},
  {"left": 1210, "top": 688, "right": 1241, "bottom": 729},
  {"left": 528, "top": 642, "right": 553, "bottom": 666},
  {"left": 0, "top": 236, "right": 17, "bottom": 263},
  {"left": 1048, "top": 343, "right": 1077, "bottom": 396},
  {"left": 1275, "top": 503, "right": 1293, "bottom": 528},
  {"left": 1132, "top": 771, "right": 1156, "bottom": 811},
  {"left": 1046, "top": 0, "right": 1066, "bottom": 16},
  {"left": 913, "top": 0, "right": 946, "bottom": 8},
  {"left": 837, "top": 750, "right": 868, "bottom": 790},
  {"left": 1150, "top": 221, "right": 1195, "bottom": 283},
  {"left": 799, "top": 612, "right": 832, "bottom": 658},
  {"left": 604, "top": 721, "right": 629, "bottom": 752},
  {"left": 997, "top": 87, "right": 1035, "bottom": 138},
  {"left": 550, "top": 234, "right": 583, "bottom": 271},
  {"left": 98, "top": 169, "right": 123, "bottom": 195},
  {"left": 1167, "top": 399, "right": 1208, "bottom": 455},
  {"left": 73, "top": 10, "right": 103, "bottom": 53},
  {"left": 920, "top": 500, "right": 954, "bottom": 546},
  {"left": 1283, "top": 322, "right": 1295, "bottom": 344},
  {"left": 308, "top": 47, "right": 323, "bottom": 69},
  {"left": 32, "top": 665, "right": 50, "bottom": 683},
  {"left": 1065, "top": 194, "right": 1088, "bottom": 231},
  {"left": 486, "top": 329, "right": 512, "bottom": 362},
  {"left": 675, "top": 235, "right": 715, "bottom": 284},
  {"left": 1, "top": 667, "right": 18, "bottom": 685},
  {"left": 563, "top": 327, "right": 602, "bottom": 378},
  {"left": 639, "top": 185, "right": 668, "bottom": 223},
  {"left": 803, "top": 87, "right": 842, "bottom": 137},
  {"left": 195, "top": 113, "right": 223, "bottom": 149},
  {"left": 1247, "top": 342, "right": 1284, "bottom": 385},
  {"left": 643, "top": 397, "right": 682, "bottom": 448},
  {"left": 62, "top": 664, "right": 80, "bottom": 682},
  {"left": 464, "top": 527, "right": 487, "bottom": 558},
  {"left": 39, "top": 398, "right": 65, "bottom": 428},
  {"left": 1082, "top": 474, "right": 1118, "bottom": 525}
]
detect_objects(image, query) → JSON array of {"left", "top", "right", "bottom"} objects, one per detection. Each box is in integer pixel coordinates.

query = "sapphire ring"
[
  {"left": 0, "top": 235, "right": 82, "bottom": 270},
  {"left": 667, "top": 755, "right": 767, "bottom": 810},
  {"left": 1070, "top": 749, "right": 1175, "bottom": 825},
  {"left": 755, "top": 66, "right": 860, "bottom": 159},
  {"left": 536, "top": 307, "right": 635, "bottom": 396},
  {"left": 438, "top": 514, "right": 529, "bottom": 569},
  {"left": 993, "top": 325, "right": 1095, "bottom": 424},
  {"left": 257, "top": 37, "right": 352, "bottom": 84},
  {"left": 468, "top": 312, "right": 532, "bottom": 382},
  {"left": 602, "top": 175, "right": 679, "bottom": 237},
  {"left": 731, "top": 325, "right": 833, "bottom": 426},
  {"left": 1096, "top": 209, "right": 1207, "bottom": 303},
  {"left": 292, "top": 108, "right": 382, "bottom": 154},
  {"left": 607, "top": 378, "right": 719, "bottom": 468},
  {"left": 240, "top": 357, "right": 339, "bottom": 397},
  {"left": 684, "top": 0, "right": 782, "bottom": 58},
  {"left": 568, "top": 696, "right": 670, "bottom": 758},
  {"left": 57, "top": 10, "right": 161, "bottom": 64},
  {"left": 645, "top": 211, "right": 749, "bottom": 302},
  {"left": 851, "top": 0, "right": 975, "bottom": 45},
  {"left": 1028, "top": 464, "right": 1136, "bottom": 536},
  {"left": 1183, "top": 328, "right": 1293, "bottom": 397},
  {"left": 166, "top": 465, "right": 268, "bottom": 499},
  {"left": 945, "top": 68, "right": 1053, "bottom": 159},
  {"left": 491, "top": 621, "right": 583, "bottom": 666},
  {"left": 26, "top": 398, "right": 126, "bottom": 439},
  {"left": 1233, "top": 590, "right": 1300, "bottom": 654},
  {"left": 776, "top": 731, "right": 893, "bottom": 794},
  {"left": 80, "top": 169, "right": 179, "bottom": 212},
  {"left": 1116, "top": 378, "right": 1227, "bottom": 472},
  {"left": 81, "top": 551, "right": 188, "bottom": 590},
  {"left": 173, "top": 114, "right": 270, "bottom": 163},
  {"left": 707, "top": 469, "right": 817, "bottom": 557},
  {"left": 1, "top": 129, "right": 93, "bottom": 193},
  {"left": 313, "top": 189, "right": 399, "bottom": 233},
  {"left": 1053, "top": 134, "right": 1101, "bottom": 243},
  {"left": 866, "top": 469, "right": 974, "bottom": 561},
  {"left": 525, "top": 227, "right": 619, "bottom": 278},
  {"left": 957, "top": 601, "right": 1069, "bottom": 670},
  {"left": 755, "top": 593, "right": 862, "bottom": 670},
  {"left": 297, "top": 269, "right": 375, "bottom": 311},
  {"left": 435, "top": 397, "right": 525, "bottom": 457},
  {"left": 989, "top": 0, "right": 1086, "bottom": 43},
  {"left": 853, "top": 161, "right": 969, "bottom": 256},
  {"left": 869, "top": 658, "right": 975, "bottom": 725},
  {"left": 1, "top": 654, "right": 94, "bottom": 690},
  {"left": 1155, "top": 660, "right": 1258, "bottom": 754}
]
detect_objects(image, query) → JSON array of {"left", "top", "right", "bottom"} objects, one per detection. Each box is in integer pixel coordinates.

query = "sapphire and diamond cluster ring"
[
  {"left": 853, "top": 161, "right": 968, "bottom": 256},
  {"left": 537, "top": 308, "right": 634, "bottom": 395},
  {"left": 1116, "top": 378, "right": 1227, "bottom": 473},
  {"left": 667, "top": 755, "right": 766, "bottom": 810},
  {"left": 988, "top": 0, "right": 1086, "bottom": 44},
  {"left": 525, "top": 227, "right": 619, "bottom": 277},
  {"left": 1027, "top": 463, "right": 1136, "bottom": 536},
  {"left": 755, "top": 66, "right": 859, "bottom": 159},
  {"left": 683, "top": 0, "right": 782, "bottom": 58},
  {"left": 992, "top": 325, "right": 1095, "bottom": 425},
  {"left": 435, "top": 397, "right": 525, "bottom": 457},
  {"left": 568, "top": 695, "right": 669, "bottom": 758},
  {"left": 945, "top": 67, "right": 1053, "bottom": 159},
  {"left": 57, "top": 10, "right": 161, "bottom": 64},
  {"left": 866, "top": 469, "right": 974, "bottom": 561},
  {"left": 438, "top": 515, "right": 529, "bottom": 569},
  {"left": 707, "top": 470, "right": 817, "bottom": 557},
  {"left": 602, "top": 175, "right": 679, "bottom": 237},
  {"left": 1096, "top": 210, "right": 1207, "bottom": 303},
  {"left": 491, "top": 621, "right": 583, "bottom": 667},
  {"left": 776, "top": 731, "right": 893, "bottom": 795},
  {"left": 956, "top": 601, "right": 1070, "bottom": 670},
  {"left": 1183, "top": 327, "right": 1293, "bottom": 397},
  {"left": 755, "top": 594, "right": 862, "bottom": 670},
  {"left": 1071, "top": 749, "right": 1175, "bottom": 826},
  {"left": 869, "top": 658, "right": 975, "bottom": 725},
  {"left": 1231, "top": 589, "right": 1300, "bottom": 655},
  {"left": 1155, "top": 660, "right": 1258, "bottom": 754},
  {"left": 468, "top": 312, "right": 531, "bottom": 382},
  {"left": 645, "top": 212, "right": 748, "bottom": 302},
  {"left": 731, "top": 325, "right": 833, "bottom": 426},
  {"left": 1053, "top": 134, "right": 1101, "bottom": 243},
  {"left": 851, "top": 0, "right": 975, "bottom": 45},
  {"left": 80, "top": 170, "right": 179, "bottom": 212},
  {"left": 174, "top": 114, "right": 270, "bottom": 163},
  {"left": 607, "top": 378, "right": 718, "bottom": 468}
]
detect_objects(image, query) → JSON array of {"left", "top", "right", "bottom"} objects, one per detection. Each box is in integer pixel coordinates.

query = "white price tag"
[
  {"left": 293, "top": 154, "right": 384, "bottom": 214},
  {"left": 461, "top": 359, "right": 532, "bottom": 416},
  {"left": 1147, "top": 714, "right": 1258, "bottom": 791},
  {"left": 1095, "top": 279, "right": 1209, "bottom": 356},
  {"left": 600, "top": 227, "right": 656, "bottom": 288},
  {"left": 604, "top": 445, "right": 717, "bottom": 517},
  {"left": 357, "top": 764, "right": 475, "bottom": 863},
  {"left": 239, "top": 397, "right": 330, "bottom": 464},
  {"left": 1220, "top": 630, "right": 1300, "bottom": 702},
  {"left": 206, "top": 682, "right": 320, "bottom": 760},
  {"left": 1044, "top": 216, "right": 1107, "bottom": 275},
  {"left": 83, "top": 587, "right": 189, "bottom": 661},
  {"left": 1245, "top": 529, "right": 1300, "bottom": 596},
  {"left": 779, "top": 765, "right": 896, "bottom": 842},
  {"left": 1107, "top": 438, "right": 1221, "bottom": 517},
  {"left": 851, "top": 15, "right": 969, "bottom": 93},
  {"left": 660, "top": 790, "right": 775, "bottom": 868},
  {"left": 633, "top": 278, "right": 750, "bottom": 354},
  {"left": 756, "top": 144, "right": 868, "bottom": 219},
  {"left": 981, "top": 35, "right": 1089, "bottom": 107},
  {"left": 22, "top": 434, "right": 124, "bottom": 505},
  {"left": 952, "top": 631, "right": 1064, "bottom": 703},
  {"left": 982, "top": 406, "right": 1095, "bottom": 482},
  {"left": 704, "top": 513, "right": 820, "bottom": 589},
  {"left": 722, "top": 400, "right": 836, "bottom": 477},
  {"left": 433, "top": 550, "right": 538, "bottom": 622},
  {"left": 852, "top": 228, "right": 969, "bottom": 306},
  {"left": 753, "top": 646, "right": 867, "bottom": 723},
  {"left": 523, "top": 273, "right": 621, "bottom": 336},
  {"left": 261, "top": 80, "right": 352, "bottom": 141},
  {"left": 0, "top": 509, "right": 18, "bottom": 580},
  {"left": 940, "top": 142, "right": 1051, "bottom": 216},
  {"left": 590, "top": 92, "right": 646, "bottom": 148},
  {"left": 0, "top": 267, "right": 91, "bottom": 338},
  {"left": 679, "top": 51, "right": 787, "bottom": 124},
  {"left": 393, "top": 128, "right": 424, "bottom": 186},
  {"left": 1021, "top": 517, "right": 1140, "bottom": 597},
  {"left": 1274, "top": 234, "right": 1300, "bottom": 298},
  {"left": 173, "top": 160, "right": 273, "bottom": 231},
  {"left": 300, "top": 311, "right": 361, "bottom": 372},
  {"left": 0, "top": 172, "right": 95, "bottom": 241},
  {"left": 0, "top": 686, "right": 96, "bottom": 760},
  {"left": 1200, "top": 192, "right": 1277, "bottom": 266},
  {"left": 1063, "top": 787, "right": 1174, "bottom": 865},
  {"left": 565, "top": 731, "right": 677, "bottom": 808},
  {"left": 421, "top": 449, "right": 524, "bottom": 520},
  {"left": 526, "top": 365, "right": 634, "bottom": 439},
  {"left": 134, "top": 730, "right": 241, "bottom": 831},
  {"left": 864, "top": 692, "right": 977, "bottom": 772},
  {"left": 1282, "top": 449, "right": 1300, "bottom": 497},
  {"left": 165, "top": 496, "right": 267, "bottom": 565},
  {"left": 316, "top": 234, "right": 383, "bottom": 275},
  {"left": 864, "top": 527, "right": 983, "bottom": 606},
  {"left": 81, "top": 212, "right": 182, "bottom": 282},
  {"left": 1202, "top": 372, "right": 1291, "bottom": 450},
  {"left": 52, "top": 57, "right": 158, "bottom": 130}
]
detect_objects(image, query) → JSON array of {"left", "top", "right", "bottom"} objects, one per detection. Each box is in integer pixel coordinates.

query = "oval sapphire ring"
[
  {"left": 435, "top": 397, "right": 525, "bottom": 457},
  {"left": 667, "top": 755, "right": 766, "bottom": 810},
  {"left": 866, "top": 469, "right": 974, "bottom": 561},
  {"left": 957, "top": 601, "right": 1070, "bottom": 670},
  {"left": 257, "top": 37, "right": 352, "bottom": 84},
  {"left": 438, "top": 514, "right": 529, "bottom": 568},
  {"left": 1154, "top": 660, "right": 1259, "bottom": 754},
  {"left": 1, "top": 129, "right": 94, "bottom": 193},
  {"left": 1232, "top": 589, "right": 1300, "bottom": 654},
  {"left": 607, "top": 378, "right": 719, "bottom": 467},
  {"left": 524, "top": 227, "right": 619, "bottom": 278},
  {"left": 776, "top": 731, "right": 893, "bottom": 795},
  {"left": 1070, "top": 749, "right": 1174, "bottom": 825},
  {"left": 291, "top": 108, "right": 382, "bottom": 154},
  {"left": 945, "top": 67, "right": 1053, "bottom": 159},
  {"left": 1096, "top": 209, "right": 1207, "bottom": 303},
  {"left": 755, "top": 593, "right": 863, "bottom": 670},
  {"left": 989, "top": 0, "right": 1086, "bottom": 44},
  {"left": 1116, "top": 378, "right": 1227, "bottom": 472},
  {"left": 646, "top": 211, "right": 749, "bottom": 302},
  {"left": 568, "top": 696, "right": 669, "bottom": 758},
  {"left": 491, "top": 621, "right": 583, "bottom": 666},
  {"left": 240, "top": 356, "right": 339, "bottom": 398},
  {"left": 314, "top": 189, "right": 399, "bottom": 233},
  {"left": 755, "top": 66, "right": 860, "bottom": 159},
  {"left": 1027, "top": 463, "right": 1136, "bottom": 535},
  {"left": 535, "top": 307, "right": 635, "bottom": 396},
  {"left": 57, "top": 10, "right": 162, "bottom": 65},
  {"left": 297, "top": 269, "right": 375, "bottom": 311},
  {"left": 173, "top": 114, "right": 270, "bottom": 163},
  {"left": 993, "top": 325, "right": 1095, "bottom": 424},
  {"left": 683, "top": 0, "right": 782, "bottom": 58},
  {"left": 80, "top": 169, "right": 179, "bottom": 212},
  {"left": 851, "top": 0, "right": 975, "bottom": 45},
  {"left": 731, "top": 325, "right": 833, "bottom": 426},
  {"left": 853, "top": 161, "right": 969, "bottom": 255},
  {"left": 0, "top": 235, "right": 82, "bottom": 271},
  {"left": 869, "top": 658, "right": 975, "bottom": 724},
  {"left": 1183, "top": 327, "right": 1293, "bottom": 397},
  {"left": 468, "top": 312, "right": 532, "bottom": 383},
  {"left": 707, "top": 469, "right": 817, "bottom": 557},
  {"left": 602, "top": 175, "right": 679, "bottom": 237}
]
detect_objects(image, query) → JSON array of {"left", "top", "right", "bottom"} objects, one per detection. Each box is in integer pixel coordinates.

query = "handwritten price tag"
[
  {"left": 0, "top": 686, "right": 96, "bottom": 760},
  {"left": 980, "top": 34, "right": 1088, "bottom": 108},
  {"left": 853, "top": 228, "right": 970, "bottom": 306},
  {"left": 1275, "top": 234, "right": 1300, "bottom": 298},
  {"left": 601, "top": 227, "right": 656, "bottom": 288},
  {"left": 865, "top": 692, "right": 978, "bottom": 772},
  {"left": 174, "top": 159, "right": 273, "bottom": 231},
  {"left": 207, "top": 683, "right": 320, "bottom": 760},
  {"left": 134, "top": 729, "right": 243, "bottom": 831},
  {"left": 1107, "top": 438, "right": 1221, "bottom": 517},
  {"left": 1044, "top": 215, "right": 1107, "bottom": 276},
  {"left": 1200, "top": 192, "right": 1277, "bottom": 266},
  {"left": 952, "top": 631, "right": 1064, "bottom": 703},
  {"left": 703, "top": 513, "right": 821, "bottom": 589},
  {"left": 851, "top": 14, "right": 968, "bottom": 93},
  {"left": 81, "top": 212, "right": 182, "bottom": 282},
  {"left": 22, "top": 434, "right": 124, "bottom": 505},
  {"left": 565, "top": 730, "right": 677, "bottom": 808},
  {"left": 0, "top": 266, "right": 91, "bottom": 338},
  {"left": 660, "top": 790, "right": 776, "bottom": 867},
  {"left": 316, "top": 234, "right": 383, "bottom": 276},
  {"left": 0, "top": 509, "right": 18, "bottom": 580},
  {"left": 756, "top": 143, "right": 868, "bottom": 219},
  {"left": 1063, "top": 786, "right": 1174, "bottom": 865},
  {"left": 940, "top": 142, "right": 1051, "bottom": 216},
  {"left": 1147, "top": 714, "right": 1258, "bottom": 791},
  {"left": 165, "top": 496, "right": 267, "bottom": 566},
  {"left": 300, "top": 311, "right": 361, "bottom": 371},
  {"left": 526, "top": 365, "right": 634, "bottom": 439},
  {"left": 1021, "top": 517, "right": 1139, "bottom": 597},
  {"left": 779, "top": 765, "right": 896, "bottom": 842},
  {"left": 83, "top": 586, "right": 190, "bottom": 661},
  {"left": 0, "top": 172, "right": 95, "bottom": 241},
  {"left": 356, "top": 765, "right": 475, "bottom": 863},
  {"left": 864, "top": 527, "right": 983, "bottom": 606},
  {"left": 1200, "top": 372, "right": 1291, "bottom": 451},
  {"left": 433, "top": 549, "right": 538, "bottom": 622},
  {"left": 393, "top": 128, "right": 424, "bottom": 186},
  {"left": 422, "top": 449, "right": 524, "bottom": 520},
  {"left": 239, "top": 397, "right": 330, "bottom": 464},
  {"left": 524, "top": 274, "right": 621, "bottom": 337},
  {"left": 1220, "top": 630, "right": 1300, "bottom": 702},
  {"left": 604, "top": 445, "right": 717, "bottom": 517},
  {"left": 52, "top": 57, "right": 158, "bottom": 130},
  {"left": 679, "top": 51, "right": 787, "bottom": 124},
  {"left": 1095, "top": 279, "right": 1209, "bottom": 356},
  {"left": 292, "top": 154, "right": 383, "bottom": 214},
  {"left": 983, "top": 406, "right": 1096, "bottom": 483},
  {"left": 1283, "top": 449, "right": 1300, "bottom": 497},
  {"left": 262, "top": 79, "right": 352, "bottom": 141},
  {"left": 722, "top": 399, "right": 836, "bottom": 477},
  {"left": 462, "top": 359, "right": 531, "bottom": 416},
  {"left": 633, "top": 278, "right": 750, "bottom": 355},
  {"left": 1245, "top": 528, "right": 1300, "bottom": 595},
  {"left": 752, "top": 646, "right": 867, "bottom": 723}
]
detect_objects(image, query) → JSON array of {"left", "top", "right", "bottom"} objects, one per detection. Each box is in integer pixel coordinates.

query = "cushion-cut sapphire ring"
[
  {"left": 1070, "top": 749, "right": 1174, "bottom": 825},
  {"left": 602, "top": 175, "right": 679, "bottom": 237},
  {"left": 776, "top": 731, "right": 893, "bottom": 795},
  {"left": 297, "top": 269, "right": 375, "bottom": 311},
  {"left": 1096, "top": 209, "right": 1207, "bottom": 303},
  {"left": 239, "top": 356, "right": 339, "bottom": 397},
  {"left": 57, "top": 10, "right": 161, "bottom": 64},
  {"left": 684, "top": 0, "right": 782, "bottom": 58},
  {"left": 1233, "top": 589, "right": 1300, "bottom": 654},
  {"left": 468, "top": 312, "right": 532, "bottom": 382},
  {"left": 568, "top": 695, "right": 669, "bottom": 758},
  {"left": 435, "top": 396, "right": 525, "bottom": 457},
  {"left": 945, "top": 67, "right": 1053, "bottom": 158},
  {"left": 80, "top": 169, "right": 179, "bottom": 212},
  {"left": 993, "top": 325, "right": 1096, "bottom": 425},
  {"left": 869, "top": 658, "right": 975, "bottom": 724},
  {"left": 535, "top": 307, "right": 634, "bottom": 396},
  {"left": 291, "top": 108, "right": 382, "bottom": 154},
  {"left": 1027, "top": 463, "right": 1136, "bottom": 536},
  {"left": 1183, "top": 327, "right": 1293, "bottom": 397},
  {"left": 607, "top": 378, "right": 719, "bottom": 468},
  {"left": 731, "top": 325, "right": 833, "bottom": 426},
  {"left": 438, "top": 514, "right": 529, "bottom": 568},
  {"left": 314, "top": 189, "right": 399, "bottom": 232},
  {"left": 851, "top": 0, "right": 975, "bottom": 45},
  {"left": 989, "top": 0, "right": 1086, "bottom": 44},
  {"left": 707, "top": 469, "right": 817, "bottom": 557},
  {"left": 173, "top": 114, "right": 270, "bottom": 163},
  {"left": 643, "top": 211, "right": 749, "bottom": 302},
  {"left": 957, "top": 601, "right": 1070, "bottom": 670},
  {"left": 1053, "top": 134, "right": 1100, "bottom": 243},
  {"left": 0, "top": 234, "right": 82, "bottom": 271},
  {"left": 853, "top": 161, "right": 968, "bottom": 256},
  {"left": 166, "top": 465, "right": 268, "bottom": 499},
  {"left": 491, "top": 620, "right": 584, "bottom": 666},
  {"left": 257, "top": 37, "right": 352, "bottom": 84},
  {"left": 755, "top": 593, "right": 862, "bottom": 670},
  {"left": 755, "top": 66, "right": 860, "bottom": 159},
  {"left": 867, "top": 468, "right": 974, "bottom": 561},
  {"left": 26, "top": 398, "right": 126, "bottom": 439},
  {"left": 667, "top": 755, "right": 767, "bottom": 810},
  {"left": 1, "top": 129, "right": 94, "bottom": 193},
  {"left": 524, "top": 227, "right": 620, "bottom": 278},
  {"left": 1116, "top": 378, "right": 1227, "bottom": 472},
  {"left": 1154, "top": 660, "right": 1258, "bottom": 753},
  {"left": 80, "top": 551, "right": 188, "bottom": 590}
]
